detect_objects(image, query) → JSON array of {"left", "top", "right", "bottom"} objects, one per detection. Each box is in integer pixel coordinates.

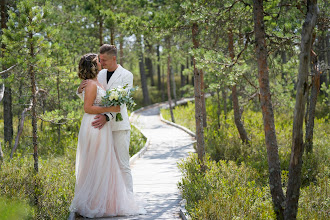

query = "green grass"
[
  {"left": 0, "top": 196, "right": 33, "bottom": 220},
  {"left": 161, "top": 101, "right": 196, "bottom": 132}
]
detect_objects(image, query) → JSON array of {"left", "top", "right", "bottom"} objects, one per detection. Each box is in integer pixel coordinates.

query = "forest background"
[{"left": 0, "top": 0, "right": 329, "bottom": 219}]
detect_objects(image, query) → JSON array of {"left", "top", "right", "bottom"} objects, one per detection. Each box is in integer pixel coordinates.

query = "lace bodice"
[{"left": 83, "top": 85, "right": 106, "bottom": 106}]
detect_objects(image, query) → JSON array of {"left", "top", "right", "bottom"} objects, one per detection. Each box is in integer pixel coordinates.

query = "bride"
[{"left": 70, "top": 53, "right": 144, "bottom": 218}]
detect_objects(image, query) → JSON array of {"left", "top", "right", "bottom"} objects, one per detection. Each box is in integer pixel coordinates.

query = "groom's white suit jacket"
[{"left": 78, "top": 65, "right": 133, "bottom": 131}]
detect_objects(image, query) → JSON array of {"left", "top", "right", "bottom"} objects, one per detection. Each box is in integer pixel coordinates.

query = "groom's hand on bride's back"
[
  {"left": 78, "top": 80, "right": 89, "bottom": 93},
  {"left": 92, "top": 114, "right": 107, "bottom": 129}
]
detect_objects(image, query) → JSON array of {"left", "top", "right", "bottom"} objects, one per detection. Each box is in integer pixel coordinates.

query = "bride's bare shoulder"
[{"left": 85, "top": 80, "right": 97, "bottom": 91}]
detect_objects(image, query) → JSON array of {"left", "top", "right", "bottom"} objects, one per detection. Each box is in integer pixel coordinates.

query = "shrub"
[
  {"left": 178, "top": 154, "right": 275, "bottom": 219},
  {"left": 0, "top": 150, "right": 76, "bottom": 220}
]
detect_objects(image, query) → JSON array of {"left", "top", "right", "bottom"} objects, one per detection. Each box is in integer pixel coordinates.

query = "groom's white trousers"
[{"left": 112, "top": 130, "right": 133, "bottom": 194}]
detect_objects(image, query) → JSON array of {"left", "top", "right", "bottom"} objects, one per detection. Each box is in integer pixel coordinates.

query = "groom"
[{"left": 77, "top": 44, "right": 134, "bottom": 194}]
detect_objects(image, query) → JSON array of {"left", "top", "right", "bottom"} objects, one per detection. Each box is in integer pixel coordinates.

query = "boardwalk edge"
[
  {"left": 159, "top": 113, "right": 196, "bottom": 138},
  {"left": 67, "top": 211, "right": 75, "bottom": 220},
  {"left": 129, "top": 122, "right": 151, "bottom": 166},
  {"left": 129, "top": 106, "right": 152, "bottom": 166},
  {"left": 159, "top": 113, "right": 195, "bottom": 220}
]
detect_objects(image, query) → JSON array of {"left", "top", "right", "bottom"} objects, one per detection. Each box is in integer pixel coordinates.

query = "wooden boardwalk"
[{"left": 73, "top": 103, "right": 195, "bottom": 220}]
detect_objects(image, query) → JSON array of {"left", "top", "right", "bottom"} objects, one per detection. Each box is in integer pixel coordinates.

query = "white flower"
[{"left": 114, "top": 94, "right": 119, "bottom": 100}]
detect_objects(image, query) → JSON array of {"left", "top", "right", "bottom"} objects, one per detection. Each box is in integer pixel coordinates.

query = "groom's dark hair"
[{"left": 99, "top": 44, "right": 117, "bottom": 57}]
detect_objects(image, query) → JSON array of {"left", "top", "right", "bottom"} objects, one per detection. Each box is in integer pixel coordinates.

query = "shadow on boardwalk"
[{"left": 73, "top": 103, "right": 195, "bottom": 220}]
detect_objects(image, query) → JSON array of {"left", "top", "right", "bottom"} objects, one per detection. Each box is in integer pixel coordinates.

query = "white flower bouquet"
[{"left": 101, "top": 84, "right": 137, "bottom": 121}]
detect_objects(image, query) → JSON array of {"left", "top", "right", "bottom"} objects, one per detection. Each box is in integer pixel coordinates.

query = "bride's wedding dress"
[{"left": 70, "top": 86, "right": 145, "bottom": 218}]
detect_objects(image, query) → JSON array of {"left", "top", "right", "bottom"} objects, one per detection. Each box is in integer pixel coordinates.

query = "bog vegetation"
[{"left": 162, "top": 97, "right": 329, "bottom": 219}]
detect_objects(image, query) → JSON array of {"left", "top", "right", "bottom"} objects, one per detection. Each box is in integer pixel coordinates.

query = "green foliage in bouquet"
[{"left": 101, "top": 84, "right": 138, "bottom": 121}]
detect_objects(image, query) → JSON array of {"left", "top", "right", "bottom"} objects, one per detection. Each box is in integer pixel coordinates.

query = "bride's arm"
[{"left": 84, "top": 81, "right": 120, "bottom": 114}]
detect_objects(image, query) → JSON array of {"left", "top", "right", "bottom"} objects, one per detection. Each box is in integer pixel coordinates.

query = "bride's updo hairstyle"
[{"left": 78, "top": 53, "right": 98, "bottom": 80}]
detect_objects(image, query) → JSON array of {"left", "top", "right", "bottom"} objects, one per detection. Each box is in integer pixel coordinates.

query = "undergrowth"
[{"left": 162, "top": 97, "right": 329, "bottom": 219}]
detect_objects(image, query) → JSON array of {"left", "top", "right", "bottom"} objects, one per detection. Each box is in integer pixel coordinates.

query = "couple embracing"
[{"left": 69, "top": 44, "right": 145, "bottom": 218}]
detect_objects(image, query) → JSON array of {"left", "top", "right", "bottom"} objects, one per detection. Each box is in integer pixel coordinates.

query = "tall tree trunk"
[
  {"left": 161, "top": 64, "right": 165, "bottom": 102},
  {"left": 110, "top": 27, "right": 114, "bottom": 45},
  {"left": 57, "top": 68, "right": 61, "bottom": 144},
  {"left": 317, "top": 35, "right": 326, "bottom": 86},
  {"left": 3, "top": 83, "right": 12, "bottom": 146},
  {"left": 201, "top": 69, "right": 207, "bottom": 127},
  {"left": 232, "top": 85, "right": 250, "bottom": 145},
  {"left": 191, "top": 57, "right": 194, "bottom": 86},
  {"left": 186, "top": 57, "right": 189, "bottom": 85},
  {"left": 1, "top": 0, "right": 13, "bottom": 148},
  {"left": 157, "top": 45, "right": 161, "bottom": 90},
  {"left": 181, "top": 64, "right": 185, "bottom": 96},
  {"left": 119, "top": 34, "right": 124, "bottom": 66},
  {"left": 145, "top": 42, "right": 155, "bottom": 86},
  {"left": 327, "top": 32, "right": 330, "bottom": 97},
  {"left": 145, "top": 56, "right": 154, "bottom": 86},
  {"left": 316, "top": 11, "right": 328, "bottom": 98},
  {"left": 28, "top": 29, "right": 38, "bottom": 173},
  {"left": 171, "top": 66, "right": 177, "bottom": 105},
  {"left": 216, "top": 88, "right": 221, "bottom": 130},
  {"left": 0, "top": 142, "right": 3, "bottom": 170},
  {"left": 166, "top": 37, "right": 175, "bottom": 122},
  {"left": 40, "top": 98, "right": 44, "bottom": 131},
  {"left": 253, "top": 1, "right": 284, "bottom": 218},
  {"left": 190, "top": 26, "right": 206, "bottom": 127},
  {"left": 99, "top": 0, "right": 103, "bottom": 46},
  {"left": 136, "top": 35, "right": 150, "bottom": 106},
  {"left": 99, "top": 20, "right": 103, "bottom": 46},
  {"left": 228, "top": 28, "right": 250, "bottom": 145},
  {"left": 326, "top": 0, "right": 330, "bottom": 90},
  {"left": 305, "top": 50, "right": 319, "bottom": 153},
  {"left": 222, "top": 87, "right": 227, "bottom": 121},
  {"left": 285, "top": 1, "right": 318, "bottom": 219},
  {"left": 192, "top": 23, "right": 205, "bottom": 162},
  {"left": 281, "top": 50, "right": 287, "bottom": 80}
]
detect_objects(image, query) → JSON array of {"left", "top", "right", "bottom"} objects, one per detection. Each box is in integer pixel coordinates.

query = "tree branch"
[
  {"left": 241, "top": 90, "right": 259, "bottom": 106},
  {"left": 37, "top": 116, "right": 74, "bottom": 125},
  {"left": 224, "top": 0, "right": 241, "bottom": 13},
  {"left": 10, "top": 89, "right": 47, "bottom": 159},
  {"left": 227, "top": 31, "right": 253, "bottom": 68},
  {"left": 0, "top": 64, "right": 17, "bottom": 75},
  {"left": 243, "top": 74, "right": 258, "bottom": 89}
]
